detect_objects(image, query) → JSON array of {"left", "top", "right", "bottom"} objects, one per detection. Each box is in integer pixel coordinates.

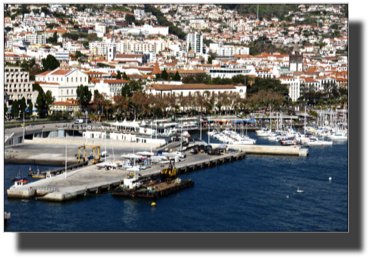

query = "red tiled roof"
[
  {"left": 91, "top": 79, "right": 129, "bottom": 84},
  {"left": 52, "top": 102, "right": 79, "bottom": 106},
  {"left": 35, "top": 82, "right": 60, "bottom": 85}
]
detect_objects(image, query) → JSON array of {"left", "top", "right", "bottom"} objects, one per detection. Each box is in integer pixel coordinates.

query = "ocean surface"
[{"left": 4, "top": 130, "right": 348, "bottom": 232}]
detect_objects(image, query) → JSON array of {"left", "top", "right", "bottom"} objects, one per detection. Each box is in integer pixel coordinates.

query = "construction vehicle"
[{"left": 160, "top": 159, "right": 177, "bottom": 178}]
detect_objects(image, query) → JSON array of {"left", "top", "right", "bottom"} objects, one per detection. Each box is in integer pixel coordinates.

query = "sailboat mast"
[
  {"left": 65, "top": 131, "right": 67, "bottom": 179},
  {"left": 270, "top": 104, "right": 271, "bottom": 131}
]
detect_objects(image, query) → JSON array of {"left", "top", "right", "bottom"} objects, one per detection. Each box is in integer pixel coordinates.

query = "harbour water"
[{"left": 4, "top": 131, "right": 348, "bottom": 232}]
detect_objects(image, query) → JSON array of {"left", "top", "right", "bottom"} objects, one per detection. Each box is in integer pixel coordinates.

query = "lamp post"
[
  {"left": 23, "top": 111, "right": 25, "bottom": 143},
  {"left": 85, "top": 110, "right": 88, "bottom": 145},
  {"left": 208, "top": 123, "right": 210, "bottom": 144},
  {"left": 65, "top": 130, "right": 67, "bottom": 179}
]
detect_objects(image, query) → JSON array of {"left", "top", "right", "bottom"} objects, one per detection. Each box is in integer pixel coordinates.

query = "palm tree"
[
  {"left": 104, "top": 99, "right": 112, "bottom": 121},
  {"left": 74, "top": 110, "right": 82, "bottom": 119}
]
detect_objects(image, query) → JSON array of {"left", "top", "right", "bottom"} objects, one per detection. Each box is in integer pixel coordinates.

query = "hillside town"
[{"left": 4, "top": 4, "right": 348, "bottom": 120}]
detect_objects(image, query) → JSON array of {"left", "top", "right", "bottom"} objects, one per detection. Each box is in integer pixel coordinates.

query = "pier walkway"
[{"left": 7, "top": 151, "right": 246, "bottom": 202}]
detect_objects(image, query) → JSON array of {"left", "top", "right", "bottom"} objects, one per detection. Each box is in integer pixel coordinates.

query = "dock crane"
[{"left": 77, "top": 145, "right": 101, "bottom": 164}]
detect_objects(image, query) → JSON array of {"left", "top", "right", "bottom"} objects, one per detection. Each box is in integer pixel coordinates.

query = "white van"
[{"left": 75, "top": 119, "right": 84, "bottom": 124}]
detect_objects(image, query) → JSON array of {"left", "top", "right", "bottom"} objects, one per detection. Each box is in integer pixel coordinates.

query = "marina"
[{"left": 4, "top": 115, "right": 345, "bottom": 231}]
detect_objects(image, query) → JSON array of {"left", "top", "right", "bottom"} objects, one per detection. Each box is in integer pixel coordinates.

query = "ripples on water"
[{"left": 4, "top": 132, "right": 348, "bottom": 232}]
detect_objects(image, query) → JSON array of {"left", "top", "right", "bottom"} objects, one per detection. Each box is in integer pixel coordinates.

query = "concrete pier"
[
  {"left": 7, "top": 151, "right": 246, "bottom": 202},
  {"left": 211, "top": 143, "right": 309, "bottom": 157}
]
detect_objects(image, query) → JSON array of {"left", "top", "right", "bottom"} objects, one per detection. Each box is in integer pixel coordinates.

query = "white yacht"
[
  {"left": 256, "top": 128, "right": 271, "bottom": 137},
  {"left": 304, "top": 137, "right": 333, "bottom": 146},
  {"left": 328, "top": 131, "right": 348, "bottom": 140}
]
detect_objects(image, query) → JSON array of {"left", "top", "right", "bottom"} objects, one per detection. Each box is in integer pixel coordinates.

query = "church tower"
[{"left": 289, "top": 43, "right": 303, "bottom": 72}]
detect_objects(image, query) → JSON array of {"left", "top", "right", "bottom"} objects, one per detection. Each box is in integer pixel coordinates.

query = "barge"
[{"left": 112, "top": 160, "right": 194, "bottom": 198}]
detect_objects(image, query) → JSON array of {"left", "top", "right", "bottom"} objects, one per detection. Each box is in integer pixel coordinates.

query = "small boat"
[
  {"left": 280, "top": 138, "right": 296, "bottom": 146},
  {"left": 11, "top": 170, "right": 22, "bottom": 181},
  {"left": 11, "top": 178, "right": 29, "bottom": 188},
  {"left": 31, "top": 168, "right": 46, "bottom": 179},
  {"left": 4, "top": 212, "right": 11, "bottom": 223},
  {"left": 328, "top": 131, "right": 348, "bottom": 140},
  {"left": 296, "top": 187, "right": 304, "bottom": 193},
  {"left": 96, "top": 161, "right": 118, "bottom": 170},
  {"left": 126, "top": 165, "right": 141, "bottom": 171},
  {"left": 305, "top": 137, "right": 333, "bottom": 146}
]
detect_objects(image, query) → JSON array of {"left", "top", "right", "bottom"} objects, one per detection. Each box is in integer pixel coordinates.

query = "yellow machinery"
[
  {"left": 88, "top": 145, "right": 101, "bottom": 164},
  {"left": 78, "top": 145, "right": 86, "bottom": 163},
  {"left": 78, "top": 145, "right": 101, "bottom": 164},
  {"left": 161, "top": 159, "right": 177, "bottom": 177}
]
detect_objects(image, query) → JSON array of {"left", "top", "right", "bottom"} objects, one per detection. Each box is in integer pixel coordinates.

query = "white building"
[
  {"left": 91, "top": 79, "right": 129, "bottom": 99},
  {"left": 278, "top": 76, "right": 300, "bottom": 102},
  {"left": 209, "top": 43, "right": 250, "bottom": 56},
  {"left": 186, "top": 32, "right": 203, "bottom": 54},
  {"left": 133, "top": 24, "right": 169, "bottom": 36},
  {"left": 35, "top": 68, "right": 95, "bottom": 102},
  {"left": 206, "top": 64, "right": 254, "bottom": 79}
]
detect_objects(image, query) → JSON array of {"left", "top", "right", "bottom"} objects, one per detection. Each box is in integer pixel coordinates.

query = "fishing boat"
[
  {"left": 11, "top": 177, "right": 29, "bottom": 188},
  {"left": 11, "top": 171, "right": 22, "bottom": 181},
  {"left": 31, "top": 168, "right": 46, "bottom": 179}
]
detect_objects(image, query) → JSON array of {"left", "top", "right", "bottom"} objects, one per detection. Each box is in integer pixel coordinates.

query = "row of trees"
[
  {"left": 89, "top": 88, "right": 289, "bottom": 122},
  {"left": 7, "top": 98, "right": 34, "bottom": 119},
  {"left": 299, "top": 82, "right": 348, "bottom": 105},
  {"left": 181, "top": 74, "right": 289, "bottom": 97}
]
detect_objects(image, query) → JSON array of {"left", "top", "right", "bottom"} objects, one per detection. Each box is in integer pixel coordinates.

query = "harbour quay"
[
  {"left": 6, "top": 151, "right": 246, "bottom": 202},
  {"left": 211, "top": 143, "right": 309, "bottom": 157}
]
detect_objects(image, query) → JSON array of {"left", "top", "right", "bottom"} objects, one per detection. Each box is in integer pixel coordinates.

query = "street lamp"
[{"left": 85, "top": 110, "right": 88, "bottom": 145}]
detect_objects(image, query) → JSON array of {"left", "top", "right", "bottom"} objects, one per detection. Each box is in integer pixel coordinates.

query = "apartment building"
[
  {"left": 186, "top": 32, "right": 203, "bottom": 54},
  {"left": 4, "top": 66, "right": 37, "bottom": 107}
]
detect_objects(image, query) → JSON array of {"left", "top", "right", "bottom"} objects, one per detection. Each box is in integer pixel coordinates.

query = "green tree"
[
  {"left": 28, "top": 101, "right": 33, "bottom": 117},
  {"left": 33, "top": 82, "right": 44, "bottom": 93},
  {"left": 44, "top": 90, "right": 55, "bottom": 112},
  {"left": 11, "top": 100, "right": 19, "bottom": 119},
  {"left": 20, "top": 60, "right": 30, "bottom": 71},
  {"left": 53, "top": 31, "right": 58, "bottom": 43},
  {"left": 42, "top": 54, "right": 60, "bottom": 71},
  {"left": 19, "top": 97, "right": 27, "bottom": 119},
  {"left": 76, "top": 85, "right": 92, "bottom": 111},
  {"left": 121, "top": 83, "right": 133, "bottom": 97},
  {"left": 161, "top": 68, "right": 169, "bottom": 80},
  {"left": 35, "top": 91, "right": 45, "bottom": 116},
  {"left": 116, "top": 70, "right": 122, "bottom": 79},
  {"left": 122, "top": 72, "right": 129, "bottom": 80},
  {"left": 94, "top": 89, "right": 99, "bottom": 96},
  {"left": 4, "top": 102, "right": 8, "bottom": 119},
  {"left": 125, "top": 13, "right": 135, "bottom": 24},
  {"left": 173, "top": 71, "right": 181, "bottom": 81}
]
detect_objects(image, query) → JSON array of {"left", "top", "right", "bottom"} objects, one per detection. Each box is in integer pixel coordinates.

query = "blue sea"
[{"left": 4, "top": 131, "right": 348, "bottom": 232}]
